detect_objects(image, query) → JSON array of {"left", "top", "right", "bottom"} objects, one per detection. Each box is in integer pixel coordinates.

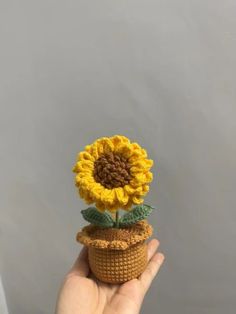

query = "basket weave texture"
[{"left": 76, "top": 220, "right": 153, "bottom": 283}]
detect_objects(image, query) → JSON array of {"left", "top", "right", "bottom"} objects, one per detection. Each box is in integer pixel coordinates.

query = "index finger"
[
  {"left": 139, "top": 252, "right": 165, "bottom": 294},
  {"left": 68, "top": 246, "right": 89, "bottom": 278}
]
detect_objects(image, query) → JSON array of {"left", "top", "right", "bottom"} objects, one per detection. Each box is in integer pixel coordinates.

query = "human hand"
[{"left": 55, "top": 239, "right": 164, "bottom": 314}]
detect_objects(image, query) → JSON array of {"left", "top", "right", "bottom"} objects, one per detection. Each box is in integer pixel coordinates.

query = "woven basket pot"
[{"left": 76, "top": 220, "right": 153, "bottom": 284}]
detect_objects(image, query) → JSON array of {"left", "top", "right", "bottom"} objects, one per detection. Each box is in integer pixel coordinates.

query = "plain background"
[{"left": 1, "top": 1, "right": 236, "bottom": 313}]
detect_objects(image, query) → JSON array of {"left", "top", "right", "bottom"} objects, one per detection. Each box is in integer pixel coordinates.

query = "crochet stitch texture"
[
  {"left": 73, "top": 135, "right": 155, "bottom": 283},
  {"left": 76, "top": 220, "right": 153, "bottom": 283},
  {"left": 72, "top": 135, "right": 153, "bottom": 212}
]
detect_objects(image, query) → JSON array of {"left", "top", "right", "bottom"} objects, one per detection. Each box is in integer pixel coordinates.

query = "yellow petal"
[
  {"left": 124, "top": 184, "right": 136, "bottom": 195},
  {"left": 131, "top": 143, "right": 147, "bottom": 156},
  {"left": 75, "top": 172, "right": 93, "bottom": 183},
  {"left": 79, "top": 178, "right": 96, "bottom": 191},
  {"left": 83, "top": 195, "right": 94, "bottom": 204},
  {"left": 79, "top": 151, "right": 95, "bottom": 162},
  {"left": 77, "top": 160, "right": 94, "bottom": 172},
  {"left": 73, "top": 160, "right": 93, "bottom": 173},
  {"left": 129, "top": 159, "right": 153, "bottom": 174},
  {"left": 95, "top": 201, "right": 106, "bottom": 212},
  {"left": 75, "top": 174, "right": 94, "bottom": 187},
  {"left": 115, "top": 187, "right": 129, "bottom": 205},
  {"left": 85, "top": 144, "right": 92, "bottom": 153},
  {"left": 89, "top": 183, "right": 104, "bottom": 200},
  {"left": 96, "top": 142, "right": 105, "bottom": 156},
  {"left": 145, "top": 171, "right": 153, "bottom": 182},
  {"left": 130, "top": 173, "right": 147, "bottom": 186},
  {"left": 131, "top": 142, "right": 142, "bottom": 150},
  {"left": 75, "top": 174, "right": 82, "bottom": 184},
  {"left": 140, "top": 184, "right": 149, "bottom": 195},
  {"left": 124, "top": 184, "right": 143, "bottom": 195},
  {"left": 78, "top": 187, "right": 94, "bottom": 203},
  {"left": 128, "top": 151, "right": 147, "bottom": 163},
  {"left": 101, "top": 188, "right": 116, "bottom": 206},
  {"left": 97, "top": 137, "right": 114, "bottom": 154},
  {"left": 131, "top": 158, "right": 153, "bottom": 169},
  {"left": 72, "top": 165, "right": 77, "bottom": 173},
  {"left": 130, "top": 171, "right": 153, "bottom": 187},
  {"left": 89, "top": 143, "right": 100, "bottom": 159},
  {"left": 115, "top": 143, "right": 134, "bottom": 158},
  {"left": 110, "top": 135, "right": 130, "bottom": 147},
  {"left": 105, "top": 189, "right": 116, "bottom": 205},
  {"left": 132, "top": 196, "right": 144, "bottom": 204},
  {"left": 128, "top": 143, "right": 148, "bottom": 163}
]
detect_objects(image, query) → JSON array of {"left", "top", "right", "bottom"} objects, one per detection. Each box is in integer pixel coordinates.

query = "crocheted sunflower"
[{"left": 72, "top": 135, "right": 153, "bottom": 213}]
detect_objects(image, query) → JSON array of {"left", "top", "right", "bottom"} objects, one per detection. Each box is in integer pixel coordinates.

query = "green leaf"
[
  {"left": 81, "top": 207, "right": 114, "bottom": 227},
  {"left": 119, "top": 204, "right": 154, "bottom": 227}
]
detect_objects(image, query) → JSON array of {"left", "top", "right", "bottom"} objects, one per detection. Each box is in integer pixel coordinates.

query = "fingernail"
[{"left": 155, "top": 253, "right": 165, "bottom": 264}]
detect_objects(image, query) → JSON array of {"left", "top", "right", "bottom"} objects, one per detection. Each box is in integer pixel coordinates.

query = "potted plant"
[{"left": 72, "top": 135, "right": 155, "bottom": 284}]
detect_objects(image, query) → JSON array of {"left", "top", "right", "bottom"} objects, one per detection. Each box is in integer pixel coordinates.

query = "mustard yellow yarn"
[{"left": 72, "top": 135, "right": 153, "bottom": 213}]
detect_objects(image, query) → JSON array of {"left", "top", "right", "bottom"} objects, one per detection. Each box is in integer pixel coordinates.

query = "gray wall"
[{"left": 1, "top": 1, "right": 236, "bottom": 313}]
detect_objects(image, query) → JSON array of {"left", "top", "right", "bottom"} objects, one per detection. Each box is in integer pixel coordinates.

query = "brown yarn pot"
[
  {"left": 76, "top": 220, "right": 153, "bottom": 284},
  {"left": 88, "top": 241, "right": 147, "bottom": 283}
]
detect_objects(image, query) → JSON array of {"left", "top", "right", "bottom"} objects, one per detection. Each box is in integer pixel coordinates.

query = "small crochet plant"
[{"left": 72, "top": 135, "right": 155, "bottom": 283}]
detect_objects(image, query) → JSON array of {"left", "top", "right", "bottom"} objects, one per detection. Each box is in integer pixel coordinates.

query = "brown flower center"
[{"left": 93, "top": 152, "right": 132, "bottom": 189}]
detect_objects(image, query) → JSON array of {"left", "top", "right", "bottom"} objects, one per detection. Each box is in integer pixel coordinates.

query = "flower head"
[{"left": 72, "top": 135, "right": 153, "bottom": 212}]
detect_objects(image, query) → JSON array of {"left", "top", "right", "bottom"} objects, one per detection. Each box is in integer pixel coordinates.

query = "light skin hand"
[{"left": 55, "top": 239, "right": 165, "bottom": 314}]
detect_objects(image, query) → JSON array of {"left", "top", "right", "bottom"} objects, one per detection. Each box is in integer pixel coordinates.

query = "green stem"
[{"left": 115, "top": 210, "right": 119, "bottom": 228}]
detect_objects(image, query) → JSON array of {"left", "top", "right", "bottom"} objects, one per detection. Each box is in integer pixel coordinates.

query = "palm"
[
  {"left": 85, "top": 275, "right": 143, "bottom": 314},
  {"left": 56, "top": 240, "right": 164, "bottom": 314}
]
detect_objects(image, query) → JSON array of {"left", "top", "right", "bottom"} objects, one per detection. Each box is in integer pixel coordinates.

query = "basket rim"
[{"left": 76, "top": 220, "right": 153, "bottom": 250}]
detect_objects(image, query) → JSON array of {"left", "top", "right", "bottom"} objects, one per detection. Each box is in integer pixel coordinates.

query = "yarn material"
[
  {"left": 93, "top": 152, "right": 132, "bottom": 189},
  {"left": 72, "top": 135, "right": 154, "bottom": 212},
  {"left": 76, "top": 220, "right": 153, "bottom": 284},
  {"left": 81, "top": 207, "right": 114, "bottom": 228},
  {"left": 88, "top": 242, "right": 148, "bottom": 284},
  {"left": 119, "top": 204, "right": 154, "bottom": 227},
  {"left": 76, "top": 219, "right": 153, "bottom": 250},
  {"left": 80, "top": 204, "right": 154, "bottom": 228}
]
